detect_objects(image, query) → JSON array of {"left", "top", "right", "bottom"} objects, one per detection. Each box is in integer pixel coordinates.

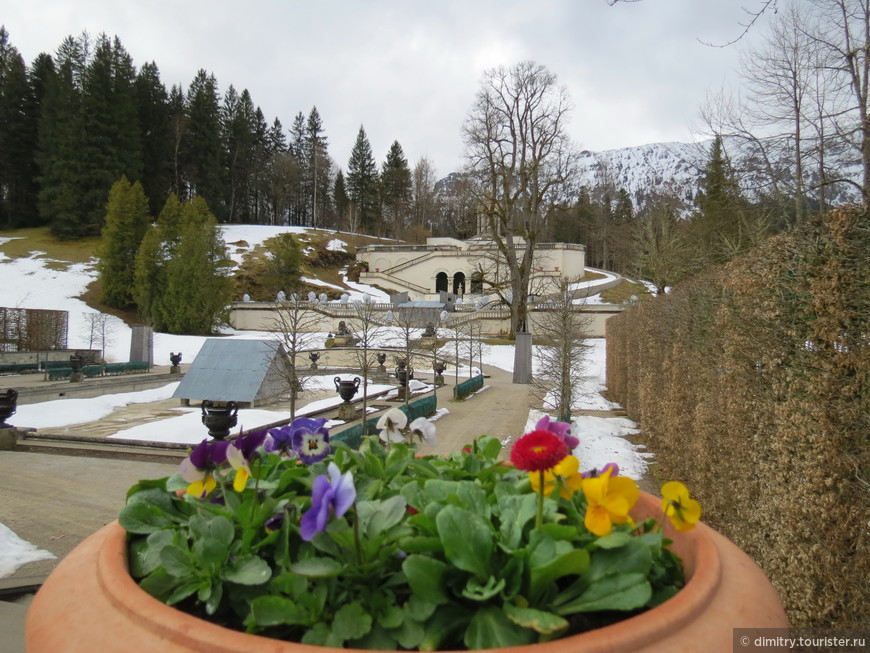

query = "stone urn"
[
  {"left": 377, "top": 352, "right": 387, "bottom": 374},
  {"left": 0, "top": 388, "right": 17, "bottom": 426},
  {"left": 334, "top": 377, "right": 361, "bottom": 421},
  {"left": 309, "top": 352, "right": 321, "bottom": 370},
  {"left": 69, "top": 353, "right": 84, "bottom": 383},
  {"left": 200, "top": 401, "right": 238, "bottom": 440},
  {"left": 433, "top": 361, "right": 446, "bottom": 387},
  {"left": 169, "top": 352, "right": 182, "bottom": 374}
]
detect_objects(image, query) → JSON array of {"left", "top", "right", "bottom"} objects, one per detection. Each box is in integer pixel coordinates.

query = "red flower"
[{"left": 510, "top": 430, "right": 569, "bottom": 472}]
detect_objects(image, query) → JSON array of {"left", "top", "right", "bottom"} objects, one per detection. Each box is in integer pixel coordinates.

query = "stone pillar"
[
  {"left": 130, "top": 325, "right": 153, "bottom": 366},
  {"left": 512, "top": 332, "right": 532, "bottom": 384}
]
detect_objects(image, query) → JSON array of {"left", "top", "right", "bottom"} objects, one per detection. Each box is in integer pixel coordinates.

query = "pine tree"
[
  {"left": 134, "top": 193, "right": 182, "bottom": 328},
  {"left": 380, "top": 140, "right": 412, "bottom": 238},
  {"left": 37, "top": 35, "right": 88, "bottom": 239},
  {"left": 692, "top": 136, "right": 756, "bottom": 263},
  {"left": 168, "top": 84, "right": 187, "bottom": 197},
  {"left": 261, "top": 233, "right": 304, "bottom": 297},
  {"left": 79, "top": 35, "right": 142, "bottom": 235},
  {"left": 182, "top": 70, "right": 223, "bottom": 219},
  {"left": 136, "top": 61, "right": 172, "bottom": 215},
  {"left": 161, "top": 196, "right": 232, "bottom": 334},
  {"left": 220, "top": 85, "right": 256, "bottom": 223},
  {"left": 346, "top": 126, "right": 379, "bottom": 233},
  {"left": 333, "top": 169, "right": 349, "bottom": 231},
  {"left": 98, "top": 176, "right": 151, "bottom": 308},
  {"left": 287, "top": 111, "right": 308, "bottom": 225},
  {"left": 306, "top": 106, "right": 330, "bottom": 228},
  {"left": 0, "top": 27, "right": 39, "bottom": 228}
]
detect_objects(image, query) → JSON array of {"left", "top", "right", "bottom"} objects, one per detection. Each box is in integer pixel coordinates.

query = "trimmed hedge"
[
  {"left": 453, "top": 374, "right": 485, "bottom": 400},
  {"left": 606, "top": 206, "right": 869, "bottom": 627}
]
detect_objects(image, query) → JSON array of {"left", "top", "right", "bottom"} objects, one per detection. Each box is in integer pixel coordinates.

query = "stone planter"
[{"left": 26, "top": 491, "right": 787, "bottom": 652}]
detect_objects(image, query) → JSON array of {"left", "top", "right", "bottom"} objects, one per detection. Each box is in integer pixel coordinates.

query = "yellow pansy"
[
  {"left": 660, "top": 481, "right": 701, "bottom": 532},
  {"left": 529, "top": 455, "right": 584, "bottom": 499},
  {"left": 582, "top": 470, "right": 639, "bottom": 537}
]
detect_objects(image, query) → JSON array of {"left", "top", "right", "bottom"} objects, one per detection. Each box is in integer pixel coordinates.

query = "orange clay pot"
[{"left": 26, "top": 491, "right": 787, "bottom": 653}]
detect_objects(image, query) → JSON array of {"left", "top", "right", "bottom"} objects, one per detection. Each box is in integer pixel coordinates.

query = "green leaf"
[
  {"left": 504, "top": 603, "right": 569, "bottom": 635},
  {"left": 587, "top": 539, "right": 652, "bottom": 582},
  {"left": 289, "top": 557, "right": 343, "bottom": 578},
  {"left": 402, "top": 555, "right": 450, "bottom": 604},
  {"left": 404, "top": 595, "right": 437, "bottom": 622},
  {"left": 462, "top": 575, "right": 506, "bottom": 601},
  {"left": 302, "top": 622, "right": 344, "bottom": 648},
  {"left": 529, "top": 549, "right": 590, "bottom": 601},
  {"left": 557, "top": 573, "right": 652, "bottom": 614},
  {"left": 464, "top": 606, "right": 536, "bottom": 650},
  {"left": 436, "top": 505, "right": 492, "bottom": 579},
  {"left": 222, "top": 555, "right": 271, "bottom": 585},
  {"left": 594, "top": 531, "right": 633, "bottom": 549},
  {"left": 118, "top": 501, "right": 175, "bottom": 534},
  {"left": 392, "top": 617, "right": 424, "bottom": 649},
  {"left": 139, "top": 567, "right": 183, "bottom": 601},
  {"left": 379, "top": 604, "right": 404, "bottom": 629},
  {"left": 332, "top": 601, "right": 372, "bottom": 640},
  {"left": 418, "top": 604, "right": 469, "bottom": 651},
  {"left": 129, "top": 529, "right": 175, "bottom": 577},
  {"left": 250, "top": 595, "right": 312, "bottom": 627},
  {"left": 497, "top": 494, "right": 538, "bottom": 550},
  {"left": 357, "top": 495, "right": 407, "bottom": 539},
  {"left": 190, "top": 514, "right": 234, "bottom": 566},
  {"left": 160, "top": 545, "right": 193, "bottom": 577}
]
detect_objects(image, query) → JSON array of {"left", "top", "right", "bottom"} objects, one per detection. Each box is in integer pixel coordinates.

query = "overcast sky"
[{"left": 3, "top": 0, "right": 776, "bottom": 177}]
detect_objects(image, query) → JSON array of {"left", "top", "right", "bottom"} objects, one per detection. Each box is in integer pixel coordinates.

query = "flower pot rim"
[{"left": 90, "top": 490, "right": 722, "bottom": 653}]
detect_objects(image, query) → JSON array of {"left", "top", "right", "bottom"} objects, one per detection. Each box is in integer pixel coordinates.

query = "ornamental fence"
[{"left": 605, "top": 206, "right": 869, "bottom": 628}]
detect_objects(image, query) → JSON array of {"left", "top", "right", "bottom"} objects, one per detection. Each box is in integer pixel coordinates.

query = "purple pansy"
[
  {"left": 267, "top": 418, "right": 330, "bottom": 463},
  {"left": 179, "top": 439, "right": 230, "bottom": 498},
  {"left": 300, "top": 462, "right": 356, "bottom": 541},
  {"left": 226, "top": 430, "right": 267, "bottom": 492},
  {"left": 535, "top": 415, "right": 579, "bottom": 450},
  {"left": 582, "top": 462, "right": 620, "bottom": 479}
]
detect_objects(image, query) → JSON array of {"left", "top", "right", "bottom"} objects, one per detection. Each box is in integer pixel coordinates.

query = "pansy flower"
[
  {"left": 267, "top": 418, "right": 330, "bottom": 463},
  {"left": 510, "top": 430, "right": 569, "bottom": 472},
  {"left": 582, "top": 462, "right": 620, "bottom": 479},
  {"left": 530, "top": 454, "right": 584, "bottom": 499},
  {"left": 660, "top": 481, "right": 701, "bottom": 532},
  {"left": 409, "top": 417, "right": 437, "bottom": 446},
  {"left": 300, "top": 462, "right": 356, "bottom": 541},
  {"left": 226, "top": 429, "right": 267, "bottom": 492},
  {"left": 535, "top": 415, "right": 579, "bottom": 450},
  {"left": 179, "top": 439, "right": 229, "bottom": 498},
  {"left": 581, "top": 468, "right": 639, "bottom": 536},
  {"left": 377, "top": 408, "right": 408, "bottom": 444}
]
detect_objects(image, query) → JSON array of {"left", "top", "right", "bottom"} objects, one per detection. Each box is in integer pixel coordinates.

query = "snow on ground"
[
  {"left": 0, "top": 233, "right": 648, "bottom": 574},
  {"left": 0, "top": 523, "right": 55, "bottom": 579}
]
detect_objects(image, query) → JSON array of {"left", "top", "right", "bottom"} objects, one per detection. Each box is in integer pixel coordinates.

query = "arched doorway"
[
  {"left": 435, "top": 272, "right": 448, "bottom": 293},
  {"left": 453, "top": 271, "right": 466, "bottom": 296},
  {"left": 470, "top": 272, "right": 483, "bottom": 294}
]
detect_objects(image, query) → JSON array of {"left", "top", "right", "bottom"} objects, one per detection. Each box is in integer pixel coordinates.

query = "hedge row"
[{"left": 606, "top": 206, "right": 869, "bottom": 627}]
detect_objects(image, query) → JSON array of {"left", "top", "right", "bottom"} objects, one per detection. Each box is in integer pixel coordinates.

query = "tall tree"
[
  {"left": 220, "top": 85, "right": 256, "bottom": 223},
  {"left": 306, "top": 106, "right": 330, "bottom": 228},
  {"left": 380, "top": 140, "right": 412, "bottom": 238},
  {"left": 182, "top": 70, "right": 223, "bottom": 217},
  {"left": 136, "top": 61, "right": 172, "bottom": 215},
  {"left": 98, "top": 176, "right": 151, "bottom": 308},
  {"left": 79, "top": 34, "right": 142, "bottom": 235},
  {"left": 411, "top": 156, "right": 438, "bottom": 231},
  {"left": 463, "top": 61, "right": 576, "bottom": 338},
  {"left": 333, "top": 168, "right": 349, "bottom": 231},
  {"left": 37, "top": 34, "right": 88, "bottom": 239},
  {"left": 160, "top": 196, "right": 232, "bottom": 334},
  {"left": 346, "top": 125, "right": 379, "bottom": 233},
  {"left": 0, "top": 27, "right": 39, "bottom": 228}
]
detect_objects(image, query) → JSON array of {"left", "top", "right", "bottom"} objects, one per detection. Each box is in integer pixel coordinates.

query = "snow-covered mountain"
[
  {"left": 575, "top": 137, "right": 862, "bottom": 210},
  {"left": 439, "top": 137, "right": 863, "bottom": 212}
]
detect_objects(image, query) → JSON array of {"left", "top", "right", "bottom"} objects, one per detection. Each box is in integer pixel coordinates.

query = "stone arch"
[
  {"left": 435, "top": 271, "right": 448, "bottom": 293},
  {"left": 453, "top": 271, "right": 466, "bottom": 296},
  {"left": 470, "top": 271, "right": 484, "bottom": 294}
]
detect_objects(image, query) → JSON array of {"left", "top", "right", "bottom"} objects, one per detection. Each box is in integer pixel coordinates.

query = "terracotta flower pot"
[{"left": 26, "top": 491, "right": 787, "bottom": 652}]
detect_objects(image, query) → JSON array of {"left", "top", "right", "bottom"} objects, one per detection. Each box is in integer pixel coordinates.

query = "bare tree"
[
  {"left": 268, "top": 294, "right": 324, "bottom": 419},
  {"left": 531, "top": 277, "right": 591, "bottom": 422},
  {"left": 347, "top": 298, "right": 386, "bottom": 431},
  {"left": 81, "top": 312, "right": 117, "bottom": 363},
  {"left": 411, "top": 156, "right": 438, "bottom": 231},
  {"left": 463, "top": 61, "right": 577, "bottom": 340}
]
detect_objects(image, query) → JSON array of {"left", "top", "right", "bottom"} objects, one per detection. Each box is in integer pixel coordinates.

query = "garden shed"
[{"left": 173, "top": 339, "right": 289, "bottom": 408}]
